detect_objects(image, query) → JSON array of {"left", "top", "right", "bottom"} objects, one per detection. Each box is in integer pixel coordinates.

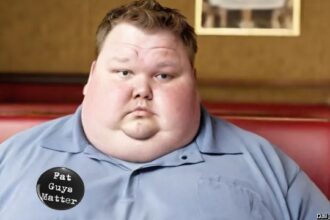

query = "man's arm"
[{"left": 286, "top": 169, "right": 330, "bottom": 220}]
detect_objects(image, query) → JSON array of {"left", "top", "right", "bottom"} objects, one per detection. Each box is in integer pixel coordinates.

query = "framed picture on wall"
[{"left": 195, "top": 0, "right": 300, "bottom": 36}]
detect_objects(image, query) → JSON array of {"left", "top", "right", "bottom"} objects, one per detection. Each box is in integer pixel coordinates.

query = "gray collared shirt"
[{"left": 0, "top": 106, "right": 329, "bottom": 220}]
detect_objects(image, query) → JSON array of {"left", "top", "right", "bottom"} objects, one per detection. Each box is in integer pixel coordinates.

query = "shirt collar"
[
  {"left": 195, "top": 106, "right": 243, "bottom": 154},
  {"left": 83, "top": 140, "right": 204, "bottom": 171},
  {"left": 40, "top": 106, "right": 88, "bottom": 153},
  {"left": 41, "top": 106, "right": 204, "bottom": 170},
  {"left": 41, "top": 105, "right": 242, "bottom": 169}
]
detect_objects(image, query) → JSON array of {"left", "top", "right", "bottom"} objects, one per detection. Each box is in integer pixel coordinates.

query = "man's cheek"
[
  {"left": 165, "top": 96, "right": 191, "bottom": 114},
  {"left": 106, "top": 87, "right": 131, "bottom": 105}
]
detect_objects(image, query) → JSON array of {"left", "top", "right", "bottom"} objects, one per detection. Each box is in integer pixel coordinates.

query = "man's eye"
[
  {"left": 117, "top": 70, "right": 131, "bottom": 77},
  {"left": 155, "top": 73, "right": 172, "bottom": 81}
]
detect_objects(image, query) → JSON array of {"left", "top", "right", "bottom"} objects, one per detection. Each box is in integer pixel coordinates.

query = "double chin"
[{"left": 121, "top": 118, "right": 159, "bottom": 140}]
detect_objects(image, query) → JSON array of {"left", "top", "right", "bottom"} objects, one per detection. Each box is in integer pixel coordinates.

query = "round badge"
[{"left": 36, "top": 167, "right": 84, "bottom": 210}]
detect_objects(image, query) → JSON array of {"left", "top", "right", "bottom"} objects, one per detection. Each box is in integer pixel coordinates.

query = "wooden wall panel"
[
  {"left": 0, "top": 0, "right": 92, "bottom": 73},
  {"left": 195, "top": 0, "right": 330, "bottom": 83},
  {"left": 0, "top": 0, "right": 329, "bottom": 104}
]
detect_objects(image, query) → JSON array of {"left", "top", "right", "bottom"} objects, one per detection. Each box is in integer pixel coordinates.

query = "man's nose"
[{"left": 132, "top": 76, "right": 153, "bottom": 100}]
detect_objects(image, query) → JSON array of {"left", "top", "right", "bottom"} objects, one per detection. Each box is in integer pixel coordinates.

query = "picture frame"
[{"left": 195, "top": 0, "right": 301, "bottom": 36}]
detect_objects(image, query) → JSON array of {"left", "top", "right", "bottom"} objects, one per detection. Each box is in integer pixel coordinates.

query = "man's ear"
[
  {"left": 193, "top": 68, "right": 197, "bottom": 79},
  {"left": 193, "top": 68, "right": 201, "bottom": 102},
  {"left": 83, "top": 61, "right": 96, "bottom": 96}
]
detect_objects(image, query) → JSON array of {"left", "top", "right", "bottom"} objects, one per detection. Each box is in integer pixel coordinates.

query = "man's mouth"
[{"left": 129, "top": 107, "right": 153, "bottom": 117}]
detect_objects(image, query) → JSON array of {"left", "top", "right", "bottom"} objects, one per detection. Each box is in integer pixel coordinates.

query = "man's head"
[
  {"left": 95, "top": 0, "right": 197, "bottom": 65},
  {"left": 81, "top": 0, "right": 201, "bottom": 162}
]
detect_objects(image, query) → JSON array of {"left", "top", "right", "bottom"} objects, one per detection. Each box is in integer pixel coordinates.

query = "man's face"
[{"left": 81, "top": 23, "right": 200, "bottom": 162}]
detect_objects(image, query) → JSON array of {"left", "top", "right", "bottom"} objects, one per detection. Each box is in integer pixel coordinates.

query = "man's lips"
[{"left": 129, "top": 107, "right": 153, "bottom": 117}]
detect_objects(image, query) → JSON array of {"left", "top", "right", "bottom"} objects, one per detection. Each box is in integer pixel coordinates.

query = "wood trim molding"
[
  {"left": 0, "top": 73, "right": 88, "bottom": 84},
  {"left": 197, "top": 78, "right": 330, "bottom": 88}
]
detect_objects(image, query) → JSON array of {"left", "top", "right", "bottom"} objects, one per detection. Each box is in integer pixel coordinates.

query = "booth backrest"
[
  {"left": 0, "top": 117, "right": 51, "bottom": 142},
  {"left": 0, "top": 104, "right": 77, "bottom": 142},
  {"left": 0, "top": 103, "right": 329, "bottom": 199}
]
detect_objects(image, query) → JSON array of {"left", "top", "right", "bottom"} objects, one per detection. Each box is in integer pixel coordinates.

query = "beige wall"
[{"left": 0, "top": 0, "right": 329, "bottom": 104}]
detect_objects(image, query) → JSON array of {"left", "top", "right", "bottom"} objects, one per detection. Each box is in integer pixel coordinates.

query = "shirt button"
[{"left": 180, "top": 155, "right": 188, "bottom": 160}]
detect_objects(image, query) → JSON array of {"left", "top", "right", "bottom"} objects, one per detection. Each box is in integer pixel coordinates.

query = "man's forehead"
[
  {"left": 105, "top": 42, "right": 180, "bottom": 59},
  {"left": 109, "top": 41, "right": 177, "bottom": 51}
]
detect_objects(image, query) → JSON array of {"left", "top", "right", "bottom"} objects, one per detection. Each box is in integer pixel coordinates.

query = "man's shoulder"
[
  {"left": 207, "top": 114, "right": 273, "bottom": 150},
  {"left": 211, "top": 115, "right": 291, "bottom": 158},
  {"left": 209, "top": 115, "right": 300, "bottom": 182},
  {"left": 0, "top": 114, "right": 74, "bottom": 153}
]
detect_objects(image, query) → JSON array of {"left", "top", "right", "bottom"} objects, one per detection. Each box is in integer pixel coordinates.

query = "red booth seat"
[
  {"left": 0, "top": 117, "right": 49, "bottom": 142},
  {"left": 0, "top": 103, "right": 329, "bottom": 199}
]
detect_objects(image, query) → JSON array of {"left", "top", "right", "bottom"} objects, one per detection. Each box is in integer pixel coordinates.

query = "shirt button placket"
[{"left": 116, "top": 170, "right": 140, "bottom": 220}]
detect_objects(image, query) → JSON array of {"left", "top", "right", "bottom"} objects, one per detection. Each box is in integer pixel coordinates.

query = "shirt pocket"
[{"left": 197, "top": 175, "right": 275, "bottom": 220}]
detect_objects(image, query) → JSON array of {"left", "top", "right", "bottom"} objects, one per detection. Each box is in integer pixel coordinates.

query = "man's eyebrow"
[
  {"left": 110, "top": 56, "right": 131, "bottom": 62},
  {"left": 155, "top": 61, "right": 179, "bottom": 68}
]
